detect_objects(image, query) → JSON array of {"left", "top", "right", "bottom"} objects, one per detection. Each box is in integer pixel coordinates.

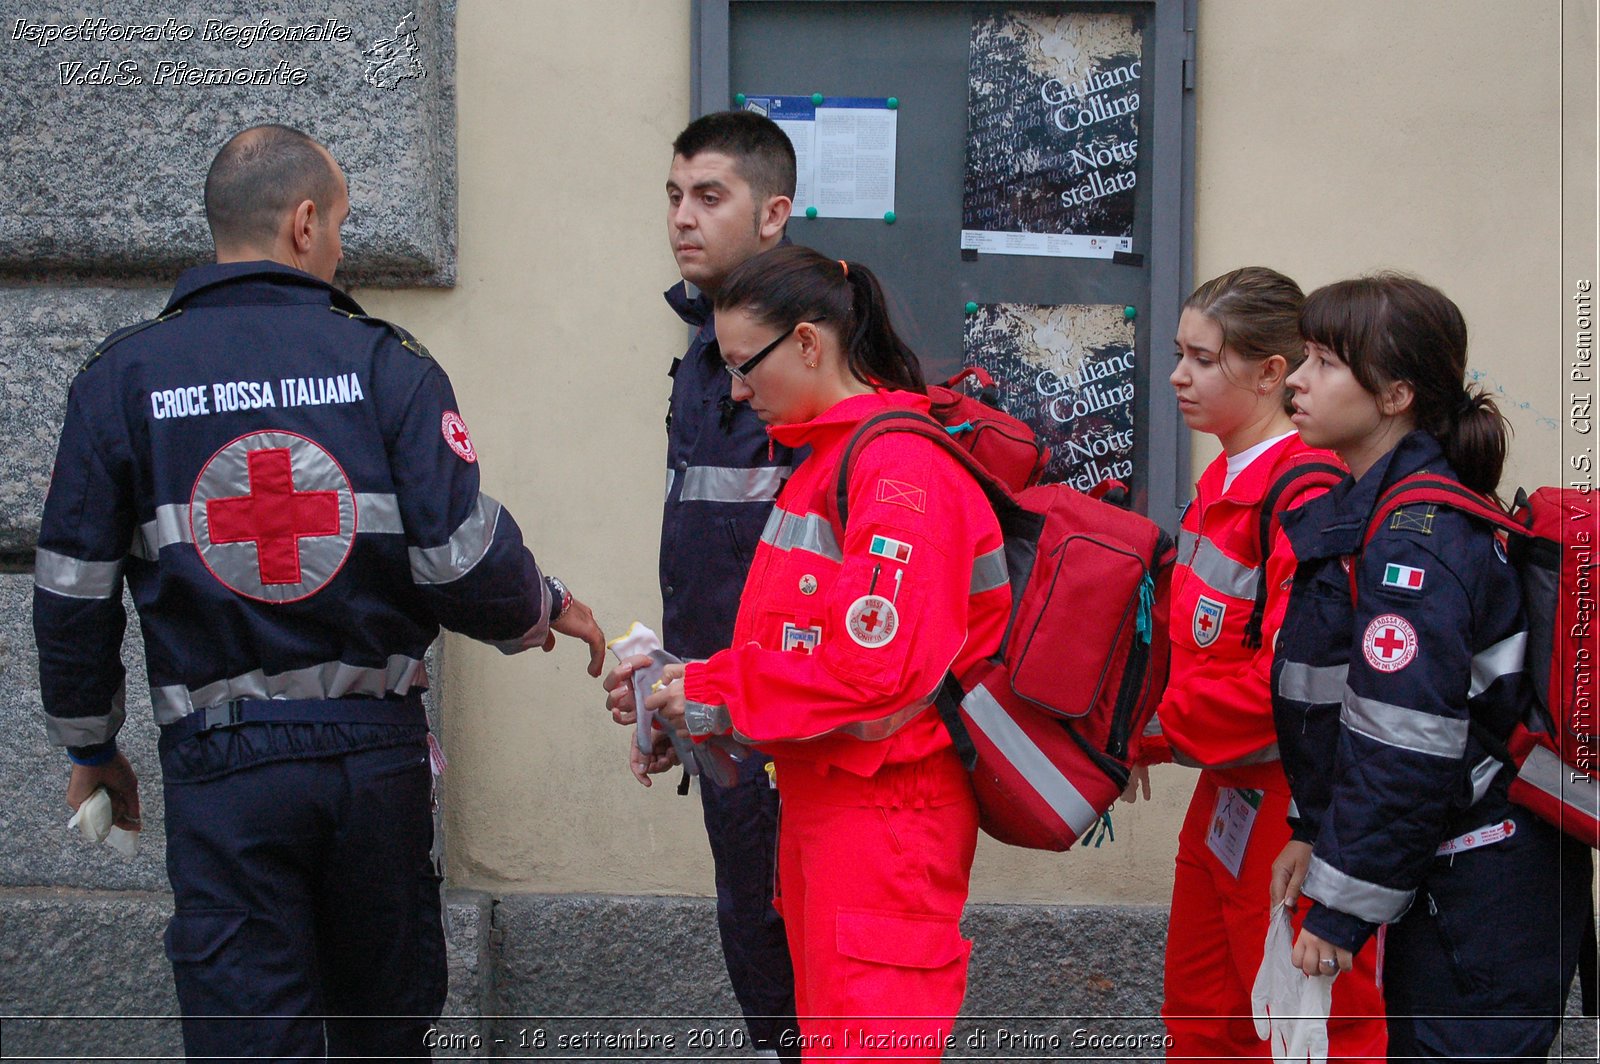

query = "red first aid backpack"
[
  {"left": 830, "top": 392, "right": 1174, "bottom": 851},
  {"left": 925, "top": 367, "right": 1051, "bottom": 492},
  {"left": 1363, "top": 476, "right": 1600, "bottom": 848}
]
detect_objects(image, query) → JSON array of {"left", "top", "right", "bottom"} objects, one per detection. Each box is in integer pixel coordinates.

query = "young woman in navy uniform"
[
  {"left": 1137, "top": 267, "right": 1384, "bottom": 1060},
  {"left": 1270, "top": 274, "right": 1591, "bottom": 1061}
]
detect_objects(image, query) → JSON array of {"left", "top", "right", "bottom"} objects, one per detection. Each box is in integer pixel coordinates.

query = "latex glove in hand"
[{"left": 1252, "top": 902, "right": 1334, "bottom": 1064}]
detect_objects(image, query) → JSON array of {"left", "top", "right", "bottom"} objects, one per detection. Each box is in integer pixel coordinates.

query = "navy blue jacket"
[
  {"left": 659, "top": 283, "right": 797, "bottom": 660},
  {"left": 34, "top": 262, "right": 551, "bottom": 756},
  {"left": 1272, "top": 431, "right": 1532, "bottom": 952}
]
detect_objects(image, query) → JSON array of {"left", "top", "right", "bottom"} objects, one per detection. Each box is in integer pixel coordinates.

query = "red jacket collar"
[{"left": 767, "top": 390, "right": 930, "bottom": 452}]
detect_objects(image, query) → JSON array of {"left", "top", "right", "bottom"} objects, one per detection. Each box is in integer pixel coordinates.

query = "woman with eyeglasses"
[{"left": 646, "top": 244, "right": 1009, "bottom": 1060}]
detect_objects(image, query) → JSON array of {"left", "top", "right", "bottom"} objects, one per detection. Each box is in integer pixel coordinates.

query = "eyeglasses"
[{"left": 724, "top": 321, "right": 819, "bottom": 383}]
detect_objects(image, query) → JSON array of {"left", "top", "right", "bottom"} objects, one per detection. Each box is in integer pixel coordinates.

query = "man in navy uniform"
[
  {"left": 604, "top": 111, "right": 800, "bottom": 1058},
  {"left": 33, "top": 124, "right": 606, "bottom": 1059}
]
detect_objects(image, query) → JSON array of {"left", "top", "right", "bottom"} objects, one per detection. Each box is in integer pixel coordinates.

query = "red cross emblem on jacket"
[{"left": 191, "top": 430, "right": 357, "bottom": 603}]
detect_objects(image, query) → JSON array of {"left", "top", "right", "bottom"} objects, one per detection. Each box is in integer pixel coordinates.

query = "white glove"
[{"left": 1251, "top": 902, "right": 1333, "bottom": 1064}]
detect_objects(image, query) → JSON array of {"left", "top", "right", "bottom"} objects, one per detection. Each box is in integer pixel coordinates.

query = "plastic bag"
[{"left": 1251, "top": 902, "right": 1333, "bottom": 1064}]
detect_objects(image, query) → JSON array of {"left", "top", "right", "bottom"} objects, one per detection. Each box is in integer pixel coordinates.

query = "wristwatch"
[{"left": 546, "top": 576, "right": 573, "bottom": 623}]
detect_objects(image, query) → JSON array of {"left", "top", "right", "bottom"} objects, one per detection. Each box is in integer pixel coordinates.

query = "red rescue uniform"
[
  {"left": 684, "top": 391, "right": 1008, "bottom": 1062},
  {"left": 1146, "top": 434, "right": 1386, "bottom": 1062}
]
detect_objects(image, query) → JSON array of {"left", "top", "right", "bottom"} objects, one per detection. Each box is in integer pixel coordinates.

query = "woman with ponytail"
[
  {"left": 1270, "top": 274, "right": 1591, "bottom": 1061},
  {"left": 1134, "top": 267, "right": 1385, "bottom": 1062},
  {"left": 645, "top": 245, "right": 1008, "bottom": 1059}
]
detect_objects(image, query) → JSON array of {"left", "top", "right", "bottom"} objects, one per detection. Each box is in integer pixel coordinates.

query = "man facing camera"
[{"left": 33, "top": 124, "right": 604, "bottom": 1059}]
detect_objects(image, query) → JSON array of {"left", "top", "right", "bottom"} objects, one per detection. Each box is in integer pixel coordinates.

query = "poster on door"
[
  {"left": 963, "top": 303, "right": 1136, "bottom": 491},
  {"left": 962, "top": 9, "right": 1143, "bottom": 259}
]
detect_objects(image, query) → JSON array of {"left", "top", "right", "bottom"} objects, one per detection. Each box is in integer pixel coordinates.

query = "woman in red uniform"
[
  {"left": 647, "top": 245, "right": 1009, "bottom": 1061},
  {"left": 1135, "top": 267, "right": 1385, "bottom": 1060}
]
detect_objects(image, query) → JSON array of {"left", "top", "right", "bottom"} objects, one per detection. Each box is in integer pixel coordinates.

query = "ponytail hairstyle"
[
  {"left": 1300, "top": 273, "right": 1509, "bottom": 498},
  {"left": 714, "top": 245, "right": 926, "bottom": 394},
  {"left": 1183, "top": 267, "right": 1306, "bottom": 414}
]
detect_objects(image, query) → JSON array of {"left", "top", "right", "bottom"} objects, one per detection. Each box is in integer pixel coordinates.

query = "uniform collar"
[
  {"left": 767, "top": 390, "right": 930, "bottom": 451},
  {"left": 1281, "top": 430, "right": 1449, "bottom": 558},
  {"left": 164, "top": 261, "right": 365, "bottom": 315},
  {"left": 662, "top": 237, "right": 792, "bottom": 347},
  {"left": 664, "top": 280, "right": 710, "bottom": 328},
  {"left": 1197, "top": 432, "right": 1306, "bottom": 505}
]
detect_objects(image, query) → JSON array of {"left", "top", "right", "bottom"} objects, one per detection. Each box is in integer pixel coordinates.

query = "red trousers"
[
  {"left": 1164, "top": 765, "right": 1386, "bottom": 1062},
  {"left": 773, "top": 751, "right": 976, "bottom": 1063}
]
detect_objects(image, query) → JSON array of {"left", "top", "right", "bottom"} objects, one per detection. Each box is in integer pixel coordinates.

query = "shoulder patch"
[
  {"left": 1388, "top": 504, "right": 1436, "bottom": 535},
  {"left": 79, "top": 309, "right": 183, "bottom": 373},
  {"left": 328, "top": 306, "right": 433, "bottom": 360}
]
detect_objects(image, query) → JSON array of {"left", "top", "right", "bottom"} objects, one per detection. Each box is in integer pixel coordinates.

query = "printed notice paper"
[{"left": 742, "top": 96, "right": 897, "bottom": 220}]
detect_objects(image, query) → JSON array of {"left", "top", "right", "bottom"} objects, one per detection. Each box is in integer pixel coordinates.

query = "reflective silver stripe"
[
  {"left": 1143, "top": 713, "right": 1164, "bottom": 738},
  {"left": 1178, "top": 530, "right": 1260, "bottom": 599},
  {"left": 151, "top": 654, "right": 428, "bottom": 724},
  {"left": 665, "top": 468, "right": 675, "bottom": 499},
  {"left": 834, "top": 692, "right": 933, "bottom": 742},
  {"left": 1302, "top": 855, "right": 1413, "bottom": 924},
  {"left": 1468, "top": 632, "right": 1526, "bottom": 699},
  {"left": 1277, "top": 662, "right": 1349, "bottom": 705},
  {"left": 42, "top": 679, "right": 127, "bottom": 746},
  {"left": 1469, "top": 754, "right": 1503, "bottom": 805},
  {"left": 1287, "top": 798, "right": 1300, "bottom": 819},
  {"left": 132, "top": 495, "right": 403, "bottom": 558},
  {"left": 408, "top": 493, "right": 502, "bottom": 585},
  {"left": 1173, "top": 743, "right": 1280, "bottom": 769},
  {"left": 131, "top": 503, "right": 194, "bottom": 559},
  {"left": 969, "top": 547, "right": 1009, "bottom": 595},
  {"left": 355, "top": 493, "right": 404, "bottom": 534},
  {"left": 759, "top": 510, "right": 843, "bottom": 563},
  {"left": 1518, "top": 743, "right": 1600, "bottom": 823},
  {"left": 1341, "top": 689, "right": 1468, "bottom": 759},
  {"left": 34, "top": 549, "right": 122, "bottom": 600},
  {"left": 685, "top": 700, "right": 732, "bottom": 737},
  {"left": 680, "top": 465, "right": 789, "bottom": 504},
  {"left": 962, "top": 683, "right": 1102, "bottom": 837}
]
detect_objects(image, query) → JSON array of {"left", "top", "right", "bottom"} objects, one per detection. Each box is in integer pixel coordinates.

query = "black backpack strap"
[
  {"left": 1243, "top": 461, "right": 1345, "bottom": 649},
  {"left": 1583, "top": 902, "right": 1598, "bottom": 1018},
  {"left": 934, "top": 673, "right": 978, "bottom": 771}
]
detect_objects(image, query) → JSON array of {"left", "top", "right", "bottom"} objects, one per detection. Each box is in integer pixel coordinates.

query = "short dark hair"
[
  {"left": 204, "top": 124, "right": 340, "bottom": 248},
  {"left": 673, "top": 111, "right": 797, "bottom": 205}
]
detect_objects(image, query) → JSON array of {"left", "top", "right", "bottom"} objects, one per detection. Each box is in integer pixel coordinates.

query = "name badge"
[{"left": 1205, "top": 786, "right": 1262, "bottom": 879}]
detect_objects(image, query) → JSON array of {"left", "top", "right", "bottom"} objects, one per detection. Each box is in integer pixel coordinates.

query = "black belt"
[{"left": 160, "top": 694, "right": 426, "bottom": 743}]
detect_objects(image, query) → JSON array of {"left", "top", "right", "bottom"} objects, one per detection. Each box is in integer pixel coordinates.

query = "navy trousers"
[
  {"left": 699, "top": 749, "right": 800, "bottom": 1060},
  {"left": 160, "top": 723, "right": 446, "bottom": 1060},
  {"left": 1383, "top": 805, "right": 1593, "bottom": 1062}
]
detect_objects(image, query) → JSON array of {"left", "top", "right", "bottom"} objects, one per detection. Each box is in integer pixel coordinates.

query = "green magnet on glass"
[
  {"left": 811, "top": 93, "right": 824, "bottom": 105},
  {"left": 964, "top": 302, "right": 979, "bottom": 315},
  {"left": 886, "top": 97, "right": 899, "bottom": 109},
  {"left": 1123, "top": 305, "right": 1137, "bottom": 320},
  {"left": 883, "top": 211, "right": 896, "bottom": 224},
  {"left": 734, "top": 93, "right": 746, "bottom": 106},
  {"left": 805, "top": 206, "right": 818, "bottom": 219}
]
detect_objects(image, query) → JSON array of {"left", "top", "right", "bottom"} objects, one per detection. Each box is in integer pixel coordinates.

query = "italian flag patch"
[
  {"left": 1382, "top": 563, "right": 1425, "bottom": 590},
  {"left": 869, "top": 535, "right": 912, "bottom": 564}
]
